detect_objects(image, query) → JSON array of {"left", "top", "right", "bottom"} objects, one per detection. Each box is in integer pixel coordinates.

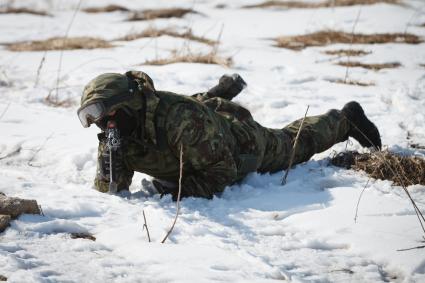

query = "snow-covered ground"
[{"left": 1, "top": 0, "right": 425, "bottom": 282}]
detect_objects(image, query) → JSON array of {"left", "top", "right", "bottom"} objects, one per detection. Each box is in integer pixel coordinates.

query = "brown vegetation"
[
  {"left": 327, "top": 78, "right": 375, "bottom": 86},
  {"left": 143, "top": 50, "right": 232, "bottom": 67},
  {"left": 116, "top": 27, "right": 216, "bottom": 45},
  {"left": 331, "top": 150, "right": 425, "bottom": 186},
  {"left": 244, "top": 0, "right": 400, "bottom": 9},
  {"left": 275, "top": 31, "right": 422, "bottom": 50},
  {"left": 324, "top": 49, "right": 371, "bottom": 56},
  {"left": 128, "top": 8, "right": 197, "bottom": 21},
  {"left": 336, "top": 61, "right": 401, "bottom": 71},
  {"left": 0, "top": 7, "right": 50, "bottom": 16},
  {"left": 70, "top": 232, "right": 96, "bottom": 241},
  {"left": 83, "top": 4, "right": 129, "bottom": 13},
  {"left": 6, "top": 37, "right": 113, "bottom": 51}
]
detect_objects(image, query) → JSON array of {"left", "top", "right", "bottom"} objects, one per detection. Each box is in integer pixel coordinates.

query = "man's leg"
[{"left": 259, "top": 102, "right": 381, "bottom": 173}]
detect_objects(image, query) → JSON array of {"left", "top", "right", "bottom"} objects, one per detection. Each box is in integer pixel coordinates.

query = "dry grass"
[
  {"left": 324, "top": 49, "right": 371, "bottom": 56},
  {"left": 143, "top": 50, "right": 232, "bottom": 67},
  {"left": 116, "top": 27, "right": 216, "bottom": 45},
  {"left": 70, "top": 232, "right": 96, "bottom": 241},
  {"left": 244, "top": 0, "right": 400, "bottom": 9},
  {"left": 83, "top": 5, "right": 129, "bottom": 13},
  {"left": 420, "top": 64, "right": 425, "bottom": 68},
  {"left": 275, "top": 31, "right": 422, "bottom": 50},
  {"left": 336, "top": 61, "right": 401, "bottom": 71},
  {"left": 0, "top": 7, "right": 50, "bottom": 16},
  {"left": 6, "top": 37, "right": 113, "bottom": 51},
  {"left": 327, "top": 78, "right": 375, "bottom": 86},
  {"left": 128, "top": 8, "right": 198, "bottom": 21},
  {"left": 331, "top": 150, "right": 425, "bottom": 186}
]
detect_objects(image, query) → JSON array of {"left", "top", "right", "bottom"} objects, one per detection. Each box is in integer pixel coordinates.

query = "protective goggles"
[{"left": 77, "top": 94, "right": 134, "bottom": 128}]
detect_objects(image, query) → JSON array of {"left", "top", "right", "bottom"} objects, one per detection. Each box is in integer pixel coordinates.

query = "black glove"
[{"left": 207, "top": 73, "right": 247, "bottom": 101}]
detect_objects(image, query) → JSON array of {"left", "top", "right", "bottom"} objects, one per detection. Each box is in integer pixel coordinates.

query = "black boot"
[
  {"left": 206, "top": 73, "right": 247, "bottom": 101},
  {"left": 342, "top": 101, "right": 381, "bottom": 150}
]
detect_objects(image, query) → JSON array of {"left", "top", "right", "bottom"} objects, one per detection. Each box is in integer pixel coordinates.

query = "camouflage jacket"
[{"left": 96, "top": 88, "right": 266, "bottom": 199}]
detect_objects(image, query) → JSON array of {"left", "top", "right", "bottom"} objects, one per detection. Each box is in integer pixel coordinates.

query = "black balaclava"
[{"left": 96, "top": 108, "right": 137, "bottom": 137}]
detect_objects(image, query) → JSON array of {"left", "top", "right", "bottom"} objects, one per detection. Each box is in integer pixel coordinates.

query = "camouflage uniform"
[{"left": 85, "top": 71, "right": 351, "bottom": 199}]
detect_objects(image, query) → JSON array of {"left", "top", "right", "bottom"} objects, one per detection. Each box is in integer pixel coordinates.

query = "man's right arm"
[{"left": 94, "top": 135, "right": 134, "bottom": 193}]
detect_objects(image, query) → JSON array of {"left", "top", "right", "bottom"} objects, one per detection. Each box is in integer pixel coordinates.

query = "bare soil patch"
[
  {"left": 143, "top": 50, "right": 232, "bottom": 67},
  {"left": 331, "top": 150, "right": 425, "bottom": 186},
  {"left": 0, "top": 7, "right": 50, "bottom": 16},
  {"left": 83, "top": 4, "right": 129, "bottom": 13},
  {"left": 275, "top": 31, "right": 422, "bottom": 50},
  {"left": 0, "top": 275, "right": 7, "bottom": 281},
  {"left": 420, "top": 64, "right": 425, "bottom": 68},
  {"left": 128, "top": 8, "right": 198, "bottom": 21},
  {"left": 116, "top": 27, "right": 216, "bottom": 45},
  {"left": 336, "top": 61, "right": 401, "bottom": 70},
  {"left": 6, "top": 37, "right": 113, "bottom": 51},
  {"left": 324, "top": 49, "right": 371, "bottom": 56},
  {"left": 244, "top": 0, "right": 400, "bottom": 9}
]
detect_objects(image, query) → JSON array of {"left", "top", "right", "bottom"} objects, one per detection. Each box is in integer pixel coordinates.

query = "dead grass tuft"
[
  {"left": 327, "top": 78, "right": 375, "bottom": 86},
  {"left": 6, "top": 37, "right": 113, "bottom": 52},
  {"left": 336, "top": 61, "right": 401, "bottom": 70},
  {"left": 116, "top": 27, "right": 216, "bottom": 45},
  {"left": 83, "top": 5, "right": 129, "bottom": 13},
  {"left": 0, "top": 7, "right": 50, "bottom": 16},
  {"left": 275, "top": 31, "right": 422, "bottom": 50},
  {"left": 331, "top": 150, "right": 425, "bottom": 186},
  {"left": 70, "top": 232, "right": 96, "bottom": 241},
  {"left": 127, "top": 8, "right": 198, "bottom": 21},
  {"left": 244, "top": 0, "right": 400, "bottom": 9},
  {"left": 324, "top": 49, "right": 371, "bottom": 56},
  {"left": 143, "top": 50, "right": 232, "bottom": 67}
]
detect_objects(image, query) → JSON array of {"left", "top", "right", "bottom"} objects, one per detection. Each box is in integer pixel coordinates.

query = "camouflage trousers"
[{"left": 252, "top": 109, "right": 350, "bottom": 174}]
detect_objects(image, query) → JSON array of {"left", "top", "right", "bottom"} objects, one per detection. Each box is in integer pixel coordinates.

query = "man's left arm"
[{"left": 166, "top": 103, "right": 237, "bottom": 199}]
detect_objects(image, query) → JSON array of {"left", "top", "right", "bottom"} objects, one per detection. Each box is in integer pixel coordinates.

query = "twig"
[
  {"left": 34, "top": 51, "right": 47, "bottom": 88},
  {"left": 397, "top": 245, "right": 425, "bottom": 252},
  {"left": 0, "top": 145, "right": 22, "bottom": 160},
  {"left": 142, "top": 210, "right": 151, "bottom": 242},
  {"left": 281, "top": 105, "right": 310, "bottom": 185},
  {"left": 28, "top": 132, "right": 54, "bottom": 167},
  {"left": 354, "top": 177, "right": 371, "bottom": 223},
  {"left": 161, "top": 144, "right": 183, "bottom": 243},
  {"left": 345, "top": 119, "right": 425, "bottom": 236},
  {"left": 344, "top": 8, "right": 362, "bottom": 84},
  {"left": 53, "top": 0, "right": 83, "bottom": 103},
  {"left": 0, "top": 102, "right": 11, "bottom": 120}
]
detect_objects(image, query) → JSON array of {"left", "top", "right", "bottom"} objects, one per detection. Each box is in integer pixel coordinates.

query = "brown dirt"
[
  {"left": 275, "top": 31, "right": 422, "bottom": 50},
  {"left": 327, "top": 78, "right": 375, "bottom": 86},
  {"left": 336, "top": 61, "right": 401, "bottom": 70},
  {"left": 324, "top": 49, "right": 371, "bottom": 56},
  {"left": 420, "top": 64, "right": 425, "bottom": 68},
  {"left": 144, "top": 51, "right": 232, "bottom": 67},
  {"left": 0, "top": 7, "right": 50, "bottom": 16},
  {"left": 6, "top": 37, "right": 113, "bottom": 52},
  {"left": 0, "top": 274, "right": 7, "bottom": 281},
  {"left": 331, "top": 150, "right": 425, "bottom": 186},
  {"left": 116, "top": 27, "right": 216, "bottom": 45},
  {"left": 83, "top": 4, "right": 129, "bottom": 13},
  {"left": 0, "top": 194, "right": 40, "bottom": 219},
  {"left": 128, "top": 8, "right": 197, "bottom": 21},
  {"left": 70, "top": 232, "right": 96, "bottom": 241},
  {"left": 244, "top": 0, "right": 400, "bottom": 9}
]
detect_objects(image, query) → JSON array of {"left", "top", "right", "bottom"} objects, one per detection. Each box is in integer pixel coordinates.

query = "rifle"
[{"left": 106, "top": 120, "right": 120, "bottom": 194}]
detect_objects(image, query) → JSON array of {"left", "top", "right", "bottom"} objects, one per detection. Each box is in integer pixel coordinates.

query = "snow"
[{"left": 1, "top": 0, "right": 425, "bottom": 282}]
